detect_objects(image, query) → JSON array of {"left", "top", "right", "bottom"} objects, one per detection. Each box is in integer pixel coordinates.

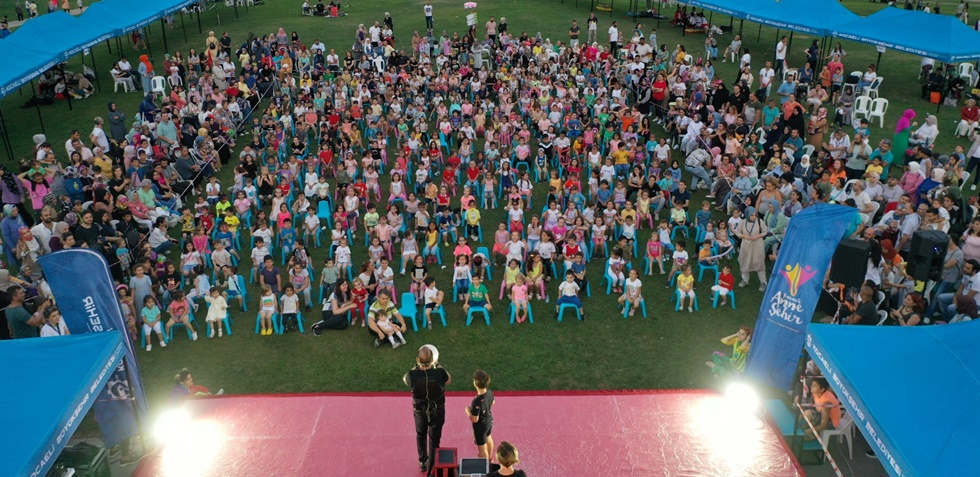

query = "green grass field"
[{"left": 3, "top": 0, "right": 971, "bottom": 415}]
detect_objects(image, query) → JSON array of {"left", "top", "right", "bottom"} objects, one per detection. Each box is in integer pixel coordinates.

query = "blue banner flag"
[
  {"left": 744, "top": 204, "right": 858, "bottom": 390},
  {"left": 39, "top": 249, "right": 148, "bottom": 447}
]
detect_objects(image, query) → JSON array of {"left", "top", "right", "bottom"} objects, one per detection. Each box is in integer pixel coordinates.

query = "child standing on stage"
[{"left": 466, "top": 370, "right": 495, "bottom": 461}]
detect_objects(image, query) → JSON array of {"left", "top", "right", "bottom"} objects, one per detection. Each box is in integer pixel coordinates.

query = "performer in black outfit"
[{"left": 404, "top": 344, "right": 452, "bottom": 473}]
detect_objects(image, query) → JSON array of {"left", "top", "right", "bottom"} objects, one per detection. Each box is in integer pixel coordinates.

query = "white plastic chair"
[
  {"left": 113, "top": 75, "right": 135, "bottom": 93},
  {"left": 959, "top": 63, "right": 975, "bottom": 83},
  {"left": 876, "top": 309, "right": 889, "bottom": 326},
  {"left": 150, "top": 76, "right": 167, "bottom": 95},
  {"left": 868, "top": 98, "right": 889, "bottom": 128},
  {"left": 802, "top": 144, "right": 815, "bottom": 158},
  {"left": 821, "top": 411, "right": 856, "bottom": 458},
  {"left": 782, "top": 68, "right": 798, "bottom": 82},
  {"left": 862, "top": 77, "right": 883, "bottom": 99},
  {"left": 864, "top": 202, "right": 880, "bottom": 227},
  {"left": 853, "top": 95, "right": 872, "bottom": 119}
]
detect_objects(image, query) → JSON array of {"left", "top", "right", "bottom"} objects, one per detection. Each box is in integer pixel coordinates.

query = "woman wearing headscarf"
[
  {"left": 893, "top": 109, "right": 916, "bottom": 163},
  {"left": 1, "top": 204, "right": 27, "bottom": 265},
  {"left": 736, "top": 205, "right": 769, "bottom": 291},
  {"left": 137, "top": 54, "right": 154, "bottom": 93},
  {"left": 763, "top": 198, "right": 789, "bottom": 256},
  {"left": 807, "top": 107, "right": 828, "bottom": 149},
  {"left": 899, "top": 162, "right": 925, "bottom": 203},
  {"left": 138, "top": 94, "right": 159, "bottom": 122},
  {"left": 793, "top": 154, "right": 815, "bottom": 184},
  {"left": 909, "top": 114, "right": 939, "bottom": 148}
]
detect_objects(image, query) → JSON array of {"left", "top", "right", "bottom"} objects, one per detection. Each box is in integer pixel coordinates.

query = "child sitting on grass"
[{"left": 373, "top": 309, "right": 408, "bottom": 349}]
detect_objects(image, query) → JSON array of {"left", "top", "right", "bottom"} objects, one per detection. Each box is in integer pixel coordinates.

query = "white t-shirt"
[
  {"left": 424, "top": 287, "right": 440, "bottom": 305},
  {"left": 281, "top": 294, "right": 300, "bottom": 314},
  {"left": 775, "top": 41, "right": 786, "bottom": 61},
  {"left": 608, "top": 25, "right": 619, "bottom": 43},
  {"left": 759, "top": 67, "right": 775, "bottom": 86},
  {"left": 624, "top": 277, "right": 642, "bottom": 296},
  {"left": 537, "top": 241, "right": 556, "bottom": 259},
  {"left": 559, "top": 280, "right": 580, "bottom": 297}
]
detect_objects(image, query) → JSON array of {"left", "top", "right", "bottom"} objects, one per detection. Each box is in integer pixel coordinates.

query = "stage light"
[
  {"left": 153, "top": 408, "right": 225, "bottom": 477},
  {"left": 724, "top": 382, "right": 760, "bottom": 414}
]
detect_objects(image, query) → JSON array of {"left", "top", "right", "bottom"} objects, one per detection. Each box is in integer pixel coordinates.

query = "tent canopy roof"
[
  {"left": 807, "top": 322, "right": 980, "bottom": 477},
  {"left": 831, "top": 7, "right": 980, "bottom": 62},
  {"left": 0, "top": 333, "right": 126, "bottom": 477}
]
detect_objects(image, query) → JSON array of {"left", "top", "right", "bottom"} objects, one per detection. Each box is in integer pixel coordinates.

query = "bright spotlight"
[
  {"left": 724, "top": 382, "right": 760, "bottom": 414},
  {"left": 153, "top": 408, "right": 191, "bottom": 443}
]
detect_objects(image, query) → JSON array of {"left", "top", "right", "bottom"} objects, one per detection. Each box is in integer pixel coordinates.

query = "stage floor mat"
[{"left": 134, "top": 390, "right": 804, "bottom": 477}]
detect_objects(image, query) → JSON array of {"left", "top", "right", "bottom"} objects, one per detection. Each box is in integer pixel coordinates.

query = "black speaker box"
[
  {"left": 907, "top": 230, "right": 948, "bottom": 282},
  {"left": 830, "top": 239, "right": 870, "bottom": 288}
]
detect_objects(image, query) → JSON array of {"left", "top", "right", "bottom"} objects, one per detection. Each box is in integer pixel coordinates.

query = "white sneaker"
[
  {"left": 972, "top": 185, "right": 977, "bottom": 191},
  {"left": 145, "top": 344, "right": 151, "bottom": 352},
  {"left": 191, "top": 332, "right": 199, "bottom": 341},
  {"left": 209, "top": 328, "right": 216, "bottom": 338},
  {"left": 392, "top": 341, "right": 401, "bottom": 349},
  {"left": 688, "top": 306, "right": 693, "bottom": 313},
  {"left": 218, "top": 329, "right": 223, "bottom": 337}
]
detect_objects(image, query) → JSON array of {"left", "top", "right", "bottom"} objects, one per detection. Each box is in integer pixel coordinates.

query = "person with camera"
[{"left": 403, "top": 344, "right": 451, "bottom": 473}]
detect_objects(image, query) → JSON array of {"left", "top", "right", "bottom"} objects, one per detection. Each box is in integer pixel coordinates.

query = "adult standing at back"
[
  {"left": 404, "top": 344, "right": 451, "bottom": 473},
  {"left": 586, "top": 12, "right": 598, "bottom": 43},
  {"left": 6, "top": 287, "right": 40, "bottom": 339},
  {"left": 423, "top": 0, "right": 434, "bottom": 32},
  {"left": 774, "top": 36, "right": 788, "bottom": 78},
  {"left": 736, "top": 206, "right": 769, "bottom": 291},
  {"left": 569, "top": 20, "right": 581, "bottom": 50},
  {"left": 608, "top": 21, "right": 620, "bottom": 56}
]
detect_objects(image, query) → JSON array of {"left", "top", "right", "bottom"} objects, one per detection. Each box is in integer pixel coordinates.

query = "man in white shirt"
[
  {"left": 608, "top": 21, "right": 620, "bottom": 56},
  {"left": 774, "top": 36, "right": 788, "bottom": 78},
  {"left": 423, "top": 0, "right": 433, "bottom": 31},
  {"left": 634, "top": 37, "right": 653, "bottom": 63},
  {"left": 681, "top": 114, "right": 704, "bottom": 155},
  {"left": 369, "top": 21, "right": 382, "bottom": 48},
  {"left": 311, "top": 39, "right": 326, "bottom": 55},
  {"left": 759, "top": 61, "right": 775, "bottom": 97},
  {"left": 849, "top": 181, "right": 873, "bottom": 216}
]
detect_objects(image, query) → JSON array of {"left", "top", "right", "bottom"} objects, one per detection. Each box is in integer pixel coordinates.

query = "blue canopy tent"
[
  {"left": 680, "top": 0, "right": 766, "bottom": 22},
  {"left": 0, "top": 333, "right": 128, "bottom": 477},
  {"left": 806, "top": 322, "right": 980, "bottom": 477},
  {"left": 830, "top": 7, "right": 980, "bottom": 62},
  {"left": 745, "top": 0, "right": 860, "bottom": 37}
]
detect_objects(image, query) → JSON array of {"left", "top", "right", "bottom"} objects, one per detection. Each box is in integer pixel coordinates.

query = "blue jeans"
[
  {"left": 936, "top": 292, "right": 956, "bottom": 322},
  {"left": 153, "top": 241, "right": 172, "bottom": 255},
  {"left": 926, "top": 281, "right": 955, "bottom": 318},
  {"left": 685, "top": 165, "right": 712, "bottom": 190}
]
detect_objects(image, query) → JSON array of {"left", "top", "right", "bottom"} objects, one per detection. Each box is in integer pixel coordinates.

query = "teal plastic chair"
[
  {"left": 672, "top": 289, "right": 699, "bottom": 311},
  {"left": 424, "top": 305, "right": 448, "bottom": 328},
  {"left": 255, "top": 312, "right": 282, "bottom": 335},
  {"left": 466, "top": 306, "right": 491, "bottom": 326},
  {"left": 508, "top": 302, "right": 534, "bottom": 324},
  {"left": 167, "top": 306, "right": 198, "bottom": 342},
  {"left": 697, "top": 260, "right": 720, "bottom": 282},
  {"left": 712, "top": 289, "right": 737, "bottom": 309},
  {"left": 622, "top": 299, "right": 648, "bottom": 318},
  {"left": 557, "top": 302, "right": 582, "bottom": 321},
  {"left": 206, "top": 311, "right": 234, "bottom": 336},
  {"left": 398, "top": 292, "right": 421, "bottom": 331}
]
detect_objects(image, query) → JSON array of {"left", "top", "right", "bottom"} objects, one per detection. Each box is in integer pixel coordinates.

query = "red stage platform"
[{"left": 134, "top": 390, "right": 805, "bottom": 477}]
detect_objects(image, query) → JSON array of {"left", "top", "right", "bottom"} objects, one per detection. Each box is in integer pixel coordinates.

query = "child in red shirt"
[
  {"left": 351, "top": 278, "right": 370, "bottom": 327},
  {"left": 712, "top": 265, "right": 736, "bottom": 307}
]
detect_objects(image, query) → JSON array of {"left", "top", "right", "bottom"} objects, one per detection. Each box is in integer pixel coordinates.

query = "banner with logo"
[
  {"left": 744, "top": 204, "right": 858, "bottom": 390},
  {"left": 39, "top": 249, "right": 148, "bottom": 448}
]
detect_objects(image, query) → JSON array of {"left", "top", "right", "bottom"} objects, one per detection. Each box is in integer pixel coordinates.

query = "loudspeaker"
[
  {"left": 830, "top": 239, "right": 870, "bottom": 288},
  {"left": 907, "top": 230, "right": 948, "bottom": 282}
]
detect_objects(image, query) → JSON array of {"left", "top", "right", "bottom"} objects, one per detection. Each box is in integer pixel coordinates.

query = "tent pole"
[
  {"left": 757, "top": 23, "right": 761, "bottom": 42},
  {"left": 215, "top": 4, "right": 221, "bottom": 25},
  {"left": 63, "top": 65, "right": 74, "bottom": 112},
  {"left": 30, "top": 79, "right": 45, "bottom": 134},
  {"left": 197, "top": 9, "right": 203, "bottom": 35},
  {"left": 161, "top": 19, "right": 169, "bottom": 53},
  {"left": 106, "top": 38, "right": 112, "bottom": 55},
  {"left": 234, "top": 1, "right": 240, "bottom": 20},
  {"left": 144, "top": 28, "right": 153, "bottom": 58},
  {"left": 90, "top": 48, "right": 101, "bottom": 93},
  {"left": 876, "top": 51, "right": 882, "bottom": 71},
  {"left": 0, "top": 108, "right": 14, "bottom": 161},
  {"left": 738, "top": 19, "right": 743, "bottom": 37},
  {"left": 787, "top": 31, "right": 793, "bottom": 53},
  {"left": 180, "top": 11, "right": 188, "bottom": 43}
]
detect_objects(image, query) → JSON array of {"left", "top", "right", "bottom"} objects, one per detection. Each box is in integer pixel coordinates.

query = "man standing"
[
  {"left": 569, "top": 20, "right": 581, "bottom": 50},
  {"left": 6, "top": 287, "right": 40, "bottom": 339},
  {"left": 485, "top": 16, "right": 497, "bottom": 45},
  {"left": 423, "top": 0, "right": 433, "bottom": 32},
  {"left": 586, "top": 12, "right": 598, "bottom": 43},
  {"left": 608, "top": 21, "right": 620, "bottom": 56},
  {"left": 774, "top": 36, "right": 788, "bottom": 78},
  {"left": 404, "top": 344, "right": 451, "bottom": 472},
  {"left": 759, "top": 61, "right": 775, "bottom": 98}
]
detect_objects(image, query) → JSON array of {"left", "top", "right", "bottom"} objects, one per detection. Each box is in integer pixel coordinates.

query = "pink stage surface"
[{"left": 134, "top": 390, "right": 804, "bottom": 477}]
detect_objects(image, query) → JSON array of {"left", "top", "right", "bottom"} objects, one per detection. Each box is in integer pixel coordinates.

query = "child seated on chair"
[
  {"left": 376, "top": 257, "right": 395, "bottom": 297},
  {"left": 615, "top": 235, "right": 634, "bottom": 262},
  {"left": 351, "top": 278, "right": 369, "bottom": 327},
  {"left": 569, "top": 252, "right": 588, "bottom": 291},
  {"left": 463, "top": 274, "right": 492, "bottom": 314},
  {"left": 607, "top": 248, "right": 627, "bottom": 294},
  {"left": 619, "top": 269, "right": 644, "bottom": 316},
  {"left": 211, "top": 240, "right": 232, "bottom": 271},
  {"left": 166, "top": 290, "right": 199, "bottom": 340},
  {"left": 698, "top": 241, "right": 717, "bottom": 267},
  {"left": 422, "top": 277, "right": 444, "bottom": 329},
  {"left": 694, "top": 200, "right": 712, "bottom": 230},
  {"left": 454, "top": 254, "right": 473, "bottom": 300},
  {"left": 258, "top": 284, "right": 278, "bottom": 335},
  {"left": 667, "top": 240, "right": 688, "bottom": 284},
  {"left": 437, "top": 207, "right": 456, "bottom": 245},
  {"left": 712, "top": 264, "right": 735, "bottom": 306},
  {"left": 676, "top": 265, "right": 696, "bottom": 312},
  {"left": 670, "top": 200, "right": 688, "bottom": 229},
  {"left": 503, "top": 259, "right": 523, "bottom": 299},
  {"left": 204, "top": 286, "right": 229, "bottom": 338},
  {"left": 280, "top": 284, "right": 300, "bottom": 333},
  {"left": 511, "top": 275, "right": 530, "bottom": 323},
  {"left": 464, "top": 200, "right": 482, "bottom": 239},
  {"left": 491, "top": 223, "right": 509, "bottom": 265},
  {"left": 646, "top": 234, "right": 666, "bottom": 275},
  {"left": 218, "top": 265, "right": 246, "bottom": 311},
  {"left": 141, "top": 295, "right": 166, "bottom": 351},
  {"left": 555, "top": 270, "right": 586, "bottom": 320}
]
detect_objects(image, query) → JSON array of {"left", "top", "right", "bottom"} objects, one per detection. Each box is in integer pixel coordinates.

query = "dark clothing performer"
[{"left": 404, "top": 355, "right": 451, "bottom": 472}]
